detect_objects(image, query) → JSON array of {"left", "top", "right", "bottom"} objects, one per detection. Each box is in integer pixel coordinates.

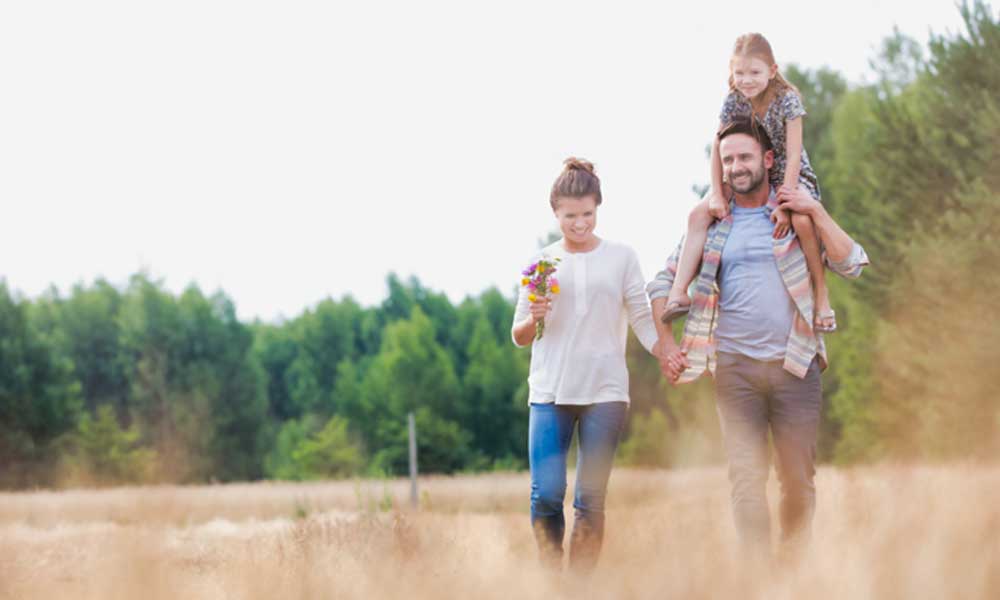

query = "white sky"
[{"left": 0, "top": 1, "right": 968, "bottom": 321}]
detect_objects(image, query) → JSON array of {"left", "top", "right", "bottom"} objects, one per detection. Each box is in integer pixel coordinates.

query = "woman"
[{"left": 511, "top": 157, "right": 660, "bottom": 573}]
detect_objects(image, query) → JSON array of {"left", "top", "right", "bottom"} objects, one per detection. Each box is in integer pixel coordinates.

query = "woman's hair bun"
[
  {"left": 563, "top": 157, "right": 596, "bottom": 175},
  {"left": 550, "top": 156, "right": 602, "bottom": 209}
]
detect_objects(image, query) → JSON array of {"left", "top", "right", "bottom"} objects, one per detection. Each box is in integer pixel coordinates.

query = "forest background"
[{"left": 2, "top": 3, "right": 998, "bottom": 488}]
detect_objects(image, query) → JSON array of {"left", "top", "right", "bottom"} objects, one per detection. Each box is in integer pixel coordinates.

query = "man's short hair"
[{"left": 717, "top": 116, "right": 773, "bottom": 153}]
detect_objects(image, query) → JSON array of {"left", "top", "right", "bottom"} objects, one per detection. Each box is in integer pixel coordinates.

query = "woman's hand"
[
  {"left": 528, "top": 296, "right": 551, "bottom": 323},
  {"left": 512, "top": 296, "right": 553, "bottom": 346}
]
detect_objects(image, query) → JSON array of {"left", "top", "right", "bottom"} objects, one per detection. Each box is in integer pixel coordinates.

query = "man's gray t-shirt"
[{"left": 715, "top": 205, "right": 797, "bottom": 362}]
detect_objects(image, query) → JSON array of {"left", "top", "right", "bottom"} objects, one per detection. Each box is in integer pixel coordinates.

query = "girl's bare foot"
[
  {"left": 814, "top": 294, "right": 836, "bottom": 334},
  {"left": 661, "top": 294, "right": 692, "bottom": 324}
]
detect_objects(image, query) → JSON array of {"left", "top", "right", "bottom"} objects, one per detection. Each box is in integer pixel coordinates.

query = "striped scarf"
[{"left": 675, "top": 194, "right": 824, "bottom": 383}]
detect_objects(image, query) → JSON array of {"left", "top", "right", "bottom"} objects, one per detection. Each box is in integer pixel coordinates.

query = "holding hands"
[{"left": 654, "top": 335, "right": 690, "bottom": 384}]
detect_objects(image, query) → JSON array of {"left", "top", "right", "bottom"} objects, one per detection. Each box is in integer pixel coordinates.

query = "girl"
[
  {"left": 511, "top": 158, "right": 660, "bottom": 573},
  {"left": 662, "top": 32, "right": 836, "bottom": 333}
]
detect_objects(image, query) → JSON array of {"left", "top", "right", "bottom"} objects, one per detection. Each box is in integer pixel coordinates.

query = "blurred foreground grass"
[{"left": 1, "top": 465, "right": 998, "bottom": 599}]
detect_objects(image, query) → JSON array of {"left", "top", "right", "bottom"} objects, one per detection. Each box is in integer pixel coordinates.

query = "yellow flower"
[
  {"left": 551, "top": 285, "right": 560, "bottom": 294},
  {"left": 521, "top": 277, "right": 530, "bottom": 286},
  {"left": 528, "top": 293, "right": 537, "bottom": 303}
]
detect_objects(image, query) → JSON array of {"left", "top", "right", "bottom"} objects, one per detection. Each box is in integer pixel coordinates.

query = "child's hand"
[
  {"left": 707, "top": 192, "right": 729, "bottom": 220},
  {"left": 771, "top": 207, "right": 791, "bottom": 239}
]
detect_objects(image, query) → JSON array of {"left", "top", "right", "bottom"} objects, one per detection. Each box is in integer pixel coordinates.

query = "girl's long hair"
[{"left": 728, "top": 33, "right": 799, "bottom": 116}]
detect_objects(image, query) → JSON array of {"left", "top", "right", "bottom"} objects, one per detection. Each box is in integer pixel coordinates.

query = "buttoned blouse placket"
[
  {"left": 547, "top": 251, "right": 589, "bottom": 404},
  {"left": 572, "top": 252, "right": 588, "bottom": 317}
]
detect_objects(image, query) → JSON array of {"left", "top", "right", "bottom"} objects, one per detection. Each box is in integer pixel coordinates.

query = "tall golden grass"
[{"left": 1, "top": 465, "right": 998, "bottom": 599}]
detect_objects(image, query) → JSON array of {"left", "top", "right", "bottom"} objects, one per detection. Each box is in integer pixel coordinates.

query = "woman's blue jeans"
[{"left": 528, "top": 401, "right": 628, "bottom": 572}]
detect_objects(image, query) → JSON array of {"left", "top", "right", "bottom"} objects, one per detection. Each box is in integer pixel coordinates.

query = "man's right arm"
[
  {"left": 646, "top": 240, "right": 690, "bottom": 381},
  {"left": 645, "top": 239, "right": 682, "bottom": 305}
]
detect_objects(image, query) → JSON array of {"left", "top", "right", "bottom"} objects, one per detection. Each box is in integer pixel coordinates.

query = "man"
[{"left": 647, "top": 116, "right": 869, "bottom": 558}]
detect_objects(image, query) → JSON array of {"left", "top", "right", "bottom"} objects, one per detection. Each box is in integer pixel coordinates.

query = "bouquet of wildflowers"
[{"left": 521, "top": 256, "right": 561, "bottom": 340}]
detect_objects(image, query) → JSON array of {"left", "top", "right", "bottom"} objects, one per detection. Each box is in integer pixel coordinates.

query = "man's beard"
[{"left": 728, "top": 163, "right": 766, "bottom": 194}]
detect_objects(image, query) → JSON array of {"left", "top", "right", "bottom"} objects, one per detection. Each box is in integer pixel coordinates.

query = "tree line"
[{"left": 0, "top": 273, "right": 536, "bottom": 487}]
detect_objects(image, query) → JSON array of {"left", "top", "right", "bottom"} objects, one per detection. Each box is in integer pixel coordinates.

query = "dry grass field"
[{"left": 1, "top": 464, "right": 998, "bottom": 599}]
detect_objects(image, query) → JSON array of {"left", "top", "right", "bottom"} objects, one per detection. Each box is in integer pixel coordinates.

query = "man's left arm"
[{"left": 778, "top": 187, "right": 870, "bottom": 279}]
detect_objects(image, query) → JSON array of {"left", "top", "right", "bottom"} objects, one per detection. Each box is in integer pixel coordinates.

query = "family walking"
[{"left": 511, "top": 33, "right": 870, "bottom": 573}]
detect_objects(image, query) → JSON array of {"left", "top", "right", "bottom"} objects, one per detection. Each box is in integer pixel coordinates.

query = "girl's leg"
[
  {"left": 791, "top": 207, "right": 835, "bottom": 333},
  {"left": 664, "top": 196, "right": 715, "bottom": 321},
  {"left": 569, "top": 401, "right": 629, "bottom": 574},
  {"left": 529, "top": 403, "right": 577, "bottom": 569}
]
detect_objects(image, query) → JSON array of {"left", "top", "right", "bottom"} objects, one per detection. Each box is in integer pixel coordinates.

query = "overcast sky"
[{"left": 0, "top": 1, "right": 969, "bottom": 321}]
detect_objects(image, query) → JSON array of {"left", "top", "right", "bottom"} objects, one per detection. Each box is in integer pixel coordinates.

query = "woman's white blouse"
[{"left": 511, "top": 239, "right": 659, "bottom": 405}]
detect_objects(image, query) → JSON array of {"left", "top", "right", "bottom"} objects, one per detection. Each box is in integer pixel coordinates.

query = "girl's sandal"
[
  {"left": 814, "top": 309, "right": 837, "bottom": 334},
  {"left": 660, "top": 300, "right": 691, "bottom": 324}
]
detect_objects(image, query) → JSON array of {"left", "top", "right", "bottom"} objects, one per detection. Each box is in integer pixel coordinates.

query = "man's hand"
[
  {"left": 776, "top": 185, "right": 817, "bottom": 217},
  {"left": 707, "top": 191, "right": 730, "bottom": 220}
]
